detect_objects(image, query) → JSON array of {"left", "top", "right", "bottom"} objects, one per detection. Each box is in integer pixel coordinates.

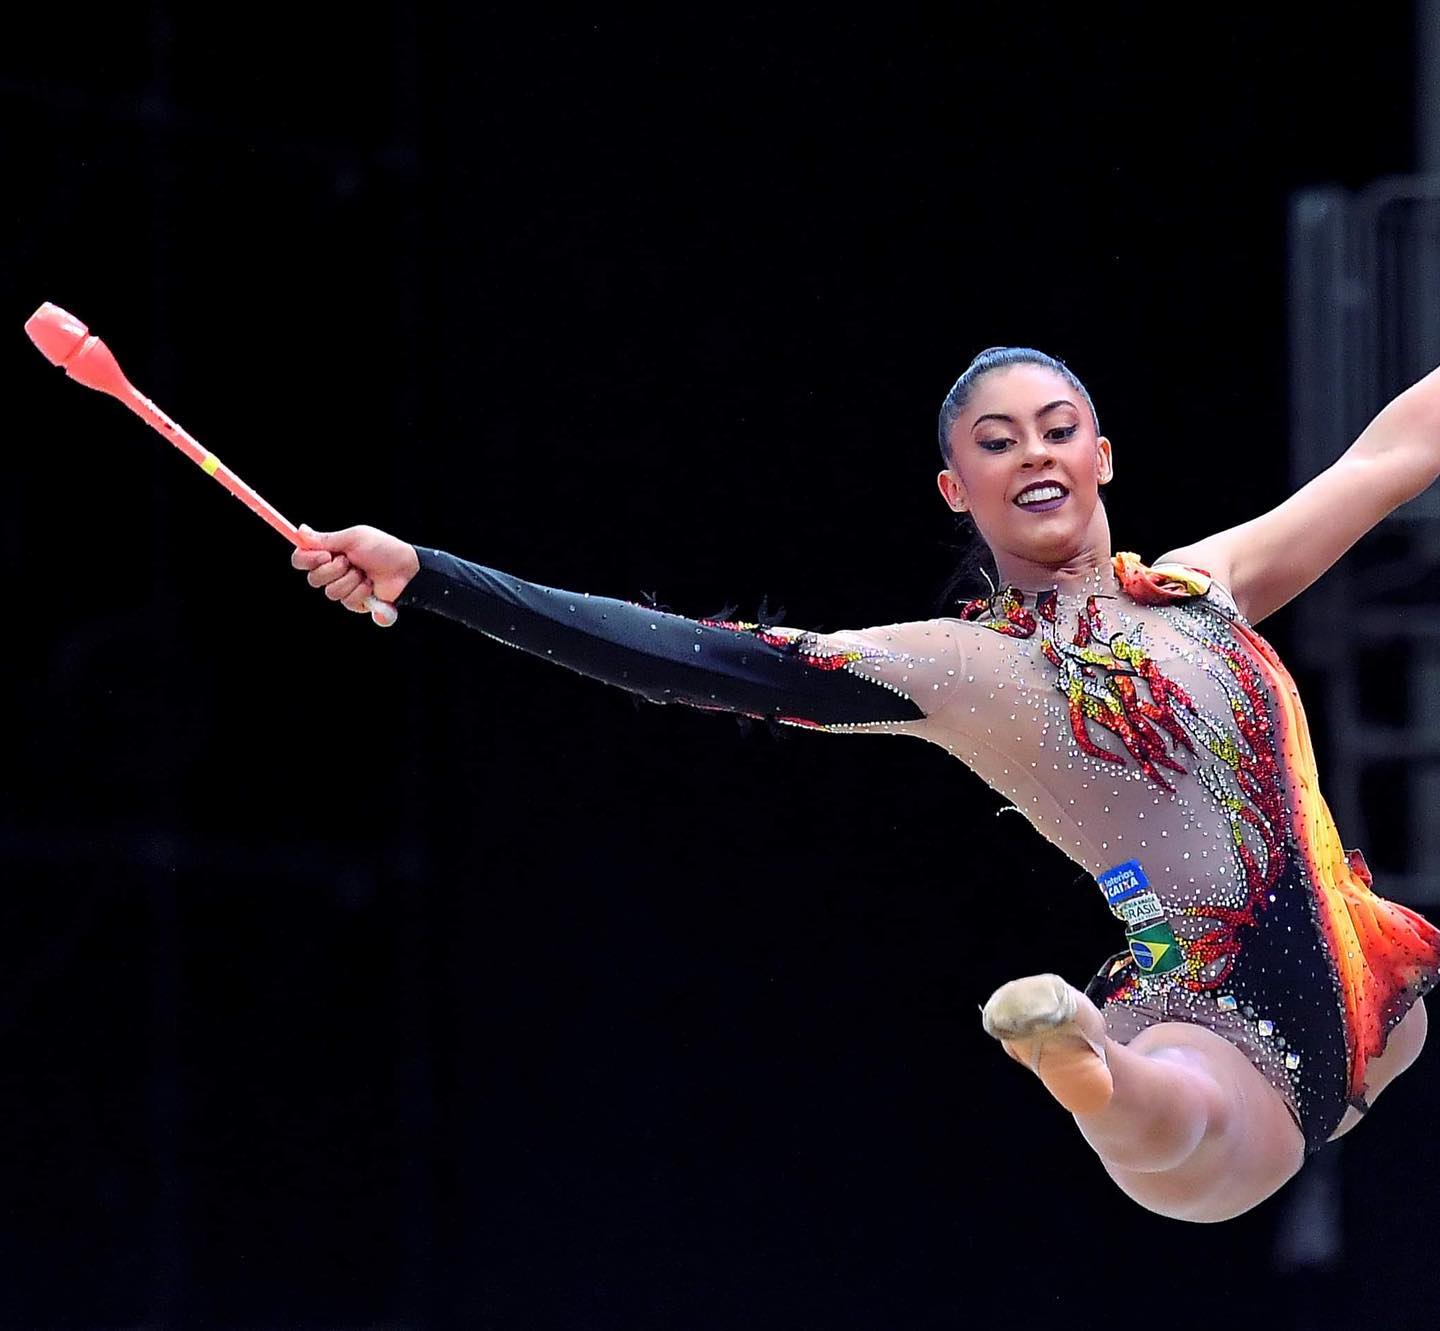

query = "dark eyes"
[{"left": 977, "top": 424, "right": 1079, "bottom": 452}]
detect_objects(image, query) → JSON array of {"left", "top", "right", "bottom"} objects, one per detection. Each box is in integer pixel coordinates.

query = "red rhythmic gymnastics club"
[{"left": 23, "top": 301, "right": 398, "bottom": 627}]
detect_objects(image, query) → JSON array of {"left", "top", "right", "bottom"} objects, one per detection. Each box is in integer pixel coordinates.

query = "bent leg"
[
  {"left": 1330, "top": 996, "right": 1428, "bottom": 1141},
  {"left": 1087, "top": 1022, "right": 1304, "bottom": 1221},
  {"left": 984, "top": 974, "right": 1305, "bottom": 1222}
]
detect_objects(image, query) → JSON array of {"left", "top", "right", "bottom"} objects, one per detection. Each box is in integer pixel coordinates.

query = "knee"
[{"left": 1080, "top": 1044, "right": 1223, "bottom": 1173}]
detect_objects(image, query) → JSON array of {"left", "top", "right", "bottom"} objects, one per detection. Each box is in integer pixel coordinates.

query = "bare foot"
[{"left": 982, "top": 974, "right": 1114, "bottom": 1115}]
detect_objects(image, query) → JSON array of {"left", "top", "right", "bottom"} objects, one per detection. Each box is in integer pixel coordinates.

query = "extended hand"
[{"left": 292, "top": 523, "right": 421, "bottom": 614}]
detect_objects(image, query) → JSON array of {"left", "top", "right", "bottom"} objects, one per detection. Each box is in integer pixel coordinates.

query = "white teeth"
[{"left": 1015, "top": 485, "right": 1065, "bottom": 506}]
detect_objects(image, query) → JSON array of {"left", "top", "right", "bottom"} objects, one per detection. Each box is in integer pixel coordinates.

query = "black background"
[{"left": 2, "top": 4, "right": 1436, "bottom": 1328}]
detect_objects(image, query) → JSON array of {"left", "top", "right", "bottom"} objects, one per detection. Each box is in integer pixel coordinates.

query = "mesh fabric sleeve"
[{"left": 394, "top": 546, "right": 971, "bottom": 730}]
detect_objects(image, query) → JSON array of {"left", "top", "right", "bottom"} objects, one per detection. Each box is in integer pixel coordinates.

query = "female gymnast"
[{"left": 291, "top": 347, "right": 1440, "bottom": 1222}]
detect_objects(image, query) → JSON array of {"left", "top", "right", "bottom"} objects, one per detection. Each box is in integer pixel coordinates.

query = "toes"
[{"left": 981, "top": 974, "right": 1076, "bottom": 1040}]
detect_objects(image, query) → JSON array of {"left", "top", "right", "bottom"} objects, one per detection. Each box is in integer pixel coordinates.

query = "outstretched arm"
[
  {"left": 1157, "top": 365, "right": 1440, "bottom": 623},
  {"left": 293, "top": 525, "right": 968, "bottom": 731}
]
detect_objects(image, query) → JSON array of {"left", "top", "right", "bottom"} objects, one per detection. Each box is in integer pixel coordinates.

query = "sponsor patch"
[
  {"left": 1112, "top": 893, "right": 1165, "bottom": 928},
  {"left": 1097, "top": 859, "right": 1150, "bottom": 905}
]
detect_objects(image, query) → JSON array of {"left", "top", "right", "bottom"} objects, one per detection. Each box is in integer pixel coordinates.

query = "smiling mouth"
[{"left": 1013, "top": 482, "right": 1069, "bottom": 509}]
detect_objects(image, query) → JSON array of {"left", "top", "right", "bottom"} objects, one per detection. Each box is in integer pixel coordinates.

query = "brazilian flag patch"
[{"left": 1127, "top": 921, "right": 1184, "bottom": 975}]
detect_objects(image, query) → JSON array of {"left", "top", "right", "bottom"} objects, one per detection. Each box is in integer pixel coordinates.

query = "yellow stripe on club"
[{"left": 200, "top": 454, "right": 220, "bottom": 476}]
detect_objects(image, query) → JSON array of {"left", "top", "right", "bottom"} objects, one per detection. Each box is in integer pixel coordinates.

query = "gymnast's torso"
[
  {"left": 398, "top": 546, "right": 1440, "bottom": 1151},
  {"left": 819, "top": 554, "right": 1439, "bottom": 1148}
]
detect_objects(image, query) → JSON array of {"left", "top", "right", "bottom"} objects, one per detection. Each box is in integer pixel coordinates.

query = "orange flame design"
[{"left": 1116, "top": 552, "right": 1440, "bottom": 1096}]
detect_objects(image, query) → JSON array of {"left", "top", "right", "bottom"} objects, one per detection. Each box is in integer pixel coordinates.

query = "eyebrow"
[{"left": 971, "top": 399, "right": 1078, "bottom": 432}]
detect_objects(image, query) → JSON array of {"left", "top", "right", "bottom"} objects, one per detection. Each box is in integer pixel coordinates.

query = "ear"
[
  {"left": 1096, "top": 436, "right": 1114, "bottom": 485},
  {"left": 937, "top": 468, "right": 969, "bottom": 512}
]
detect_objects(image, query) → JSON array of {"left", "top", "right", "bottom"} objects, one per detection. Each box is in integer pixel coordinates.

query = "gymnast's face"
[{"left": 936, "top": 364, "right": 1114, "bottom": 577}]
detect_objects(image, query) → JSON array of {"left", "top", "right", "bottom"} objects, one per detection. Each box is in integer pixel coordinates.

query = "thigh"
[
  {"left": 1101, "top": 1021, "right": 1305, "bottom": 1223},
  {"left": 1330, "top": 997, "right": 1428, "bottom": 1141}
]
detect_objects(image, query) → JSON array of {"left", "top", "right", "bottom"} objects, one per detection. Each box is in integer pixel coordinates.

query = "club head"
[
  {"left": 25, "top": 302, "right": 89, "bottom": 367},
  {"left": 24, "top": 302, "right": 132, "bottom": 398}
]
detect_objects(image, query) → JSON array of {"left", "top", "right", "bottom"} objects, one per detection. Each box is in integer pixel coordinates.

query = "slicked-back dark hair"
[{"left": 937, "top": 346, "right": 1099, "bottom": 466}]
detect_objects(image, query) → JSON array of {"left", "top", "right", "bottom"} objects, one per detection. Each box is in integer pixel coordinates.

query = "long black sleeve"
[{"left": 395, "top": 546, "right": 926, "bottom": 728}]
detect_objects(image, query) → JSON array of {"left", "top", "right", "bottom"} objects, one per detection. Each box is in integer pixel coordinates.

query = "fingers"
[
  {"left": 299, "top": 522, "right": 343, "bottom": 548},
  {"left": 293, "top": 528, "right": 380, "bottom": 617},
  {"left": 340, "top": 580, "right": 375, "bottom": 613},
  {"left": 307, "top": 555, "right": 351, "bottom": 588},
  {"left": 325, "top": 569, "right": 365, "bottom": 602},
  {"left": 300, "top": 522, "right": 367, "bottom": 554}
]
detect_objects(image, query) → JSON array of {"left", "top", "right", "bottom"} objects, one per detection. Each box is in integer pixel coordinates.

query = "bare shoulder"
[{"left": 1152, "top": 542, "right": 1236, "bottom": 588}]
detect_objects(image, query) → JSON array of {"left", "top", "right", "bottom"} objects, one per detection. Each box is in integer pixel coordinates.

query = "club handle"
[{"left": 364, "top": 595, "right": 399, "bottom": 628}]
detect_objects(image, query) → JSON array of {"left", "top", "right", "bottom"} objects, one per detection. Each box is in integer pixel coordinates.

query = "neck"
[
  {"left": 988, "top": 503, "right": 1117, "bottom": 597},
  {"left": 992, "top": 545, "right": 1118, "bottom": 598}
]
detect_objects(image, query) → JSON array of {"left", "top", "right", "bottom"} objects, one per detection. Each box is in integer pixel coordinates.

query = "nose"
[{"left": 1018, "top": 432, "right": 1057, "bottom": 469}]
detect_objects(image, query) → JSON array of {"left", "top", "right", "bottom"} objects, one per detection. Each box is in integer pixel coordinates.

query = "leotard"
[{"left": 397, "top": 546, "right": 1440, "bottom": 1150}]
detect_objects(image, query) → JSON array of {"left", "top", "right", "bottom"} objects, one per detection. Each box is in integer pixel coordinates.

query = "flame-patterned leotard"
[{"left": 398, "top": 546, "right": 1440, "bottom": 1150}]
